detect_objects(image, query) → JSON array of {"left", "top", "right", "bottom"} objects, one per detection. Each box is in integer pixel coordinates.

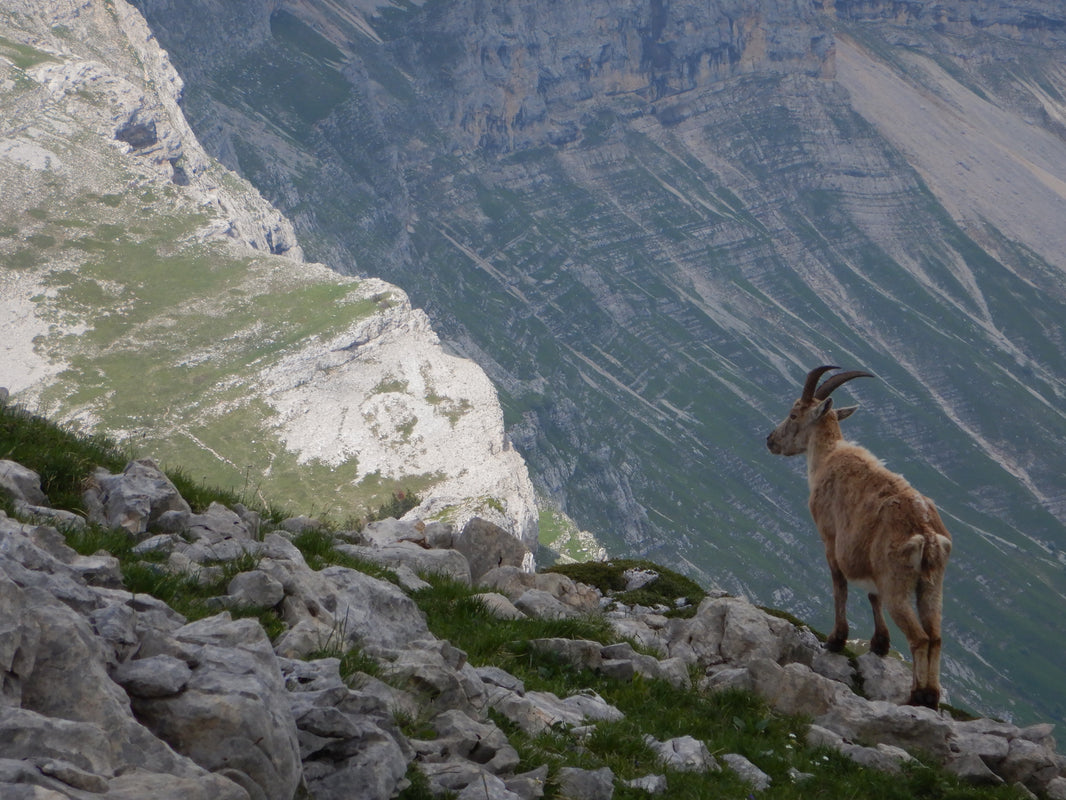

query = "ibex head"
[{"left": 766, "top": 365, "right": 874, "bottom": 456}]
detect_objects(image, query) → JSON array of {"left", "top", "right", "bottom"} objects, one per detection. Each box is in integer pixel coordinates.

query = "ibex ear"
[
  {"left": 812, "top": 397, "right": 833, "bottom": 420},
  {"left": 835, "top": 405, "right": 860, "bottom": 422}
]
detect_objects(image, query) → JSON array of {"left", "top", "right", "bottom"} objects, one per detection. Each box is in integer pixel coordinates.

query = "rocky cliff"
[
  {"left": 3, "top": 447, "right": 1066, "bottom": 799},
  {"left": 0, "top": 0, "right": 537, "bottom": 546},
  {"left": 128, "top": 0, "right": 1066, "bottom": 727}
]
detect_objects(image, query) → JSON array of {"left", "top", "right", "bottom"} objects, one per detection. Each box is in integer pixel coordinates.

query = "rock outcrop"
[{"left": 3, "top": 455, "right": 1066, "bottom": 799}]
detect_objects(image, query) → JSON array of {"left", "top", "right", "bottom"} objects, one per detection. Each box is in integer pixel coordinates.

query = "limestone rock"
[
  {"left": 474, "top": 592, "right": 527, "bottom": 620},
  {"left": 227, "top": 570, "right": 285, "bottom": 608},
  {"left": 83, "top": 459, "right": 191, "bottom": 535},
  {"left": 622, "top": 774, "right": 668, "bottom": 794},
  {"left": 643, "top": 735, "right": 719, "bottom": 772},
  {"left": 187, "top": 502, "right": 256, "bottom": 542},
  {"left": 515, "top": 589, "right": 580, "bottom": 620},
  {"left": 424, "top": 709, "right": 521, "bottom": 775},
  {"left": 855, "top": 651, "right": 912, "bottom": 704},
  {"left": 662, "top": 596, "right": 811, "bottom": 667},
  {"left": 336, "top": 542, "right": 472, "bottom": 584},
  {"left": 555, "top": 766, "right": 614, "bottom": 800},
  {"left": 112, "top": 654, "right": 193, "bottom": 698},
  {"left": 0, "top": 461, "right": 47, "bottom": 506},
  {"left": 816, "top": 696, "right": 955, "bottom": 760},
  {"left": 130, "top": 614, "right": 302, "bottom": 800},
  {"left": 455, "top": 517, "right": 533, "bottom": 582},
  {"left": 722, "top": 753, "right": 772, "bottom": 791},
  {"left": 746, "top": 659, "right": 852, "bottom": 718}
]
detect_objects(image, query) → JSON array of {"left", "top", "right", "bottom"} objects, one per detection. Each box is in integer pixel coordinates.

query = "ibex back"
[{"left": 766, "top": 365, "right": 952, "bottom": 709}]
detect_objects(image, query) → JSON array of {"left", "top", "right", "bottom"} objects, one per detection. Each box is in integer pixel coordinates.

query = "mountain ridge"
[{"left": 0, "top": 0, "right": 539, "bottom": 549}]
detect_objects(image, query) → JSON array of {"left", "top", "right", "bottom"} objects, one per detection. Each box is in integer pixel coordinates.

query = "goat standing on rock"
[{"left": 766, "top": 365, "right": 952, "bottom": 709}]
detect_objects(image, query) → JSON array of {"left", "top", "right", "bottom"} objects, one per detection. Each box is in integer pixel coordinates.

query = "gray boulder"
[
  {"left": 722, "top": 753, "right": 771, "bottom": 791},
  {"left": 643, "top": 735, "right": 719, "bottom": 772},
  {"left": 532, "top": 572, "right": 601, "bottom": 614},
  {"left": 0, "top": 532, "right": 250, "bottom": 798},
  {"left": 455, "top": 517, "right": 532, "bottom": 583},
  {"left": 83, "top": 459, "right": 191, "bottom": 535},
  {"left": 270, "top": 558, "right": 431, "bottom": 659},
  {"left": 816, "top": 696, "right": 955, "bottom": 760},
  {"left": 945, "top": 751, "right": 1004, "bottom": 785},
  {"left": 514, "top": 589, "right": 579, "bottom": 620},
  {"left": 227, "top": 570, "right": 285, "bottom": 608},
  {"left": 478, "top": 565, "right": 535, "bottom": 598},
  {"left": 475, "top": 591, "right": 527, "bottom": 620},
  {"left": 422, "top": 708, "right": 521, "bottom": 775},
  {"left": 187, "top": 502, "right": 256, "bottom": 542},
  {"left": 337, "top": 541, "right": 472, "bottom": 583},
  {"left": 130, "top": 614, "right": 302, "bottom": 800},
  {"left": 0, "top": 460, "right": 47, "bottom": 506},
  {"left": 855, "top": 651, "right": 912, "bottom": 703},
  {"left": 662, "top": 596, "right": 811, "bottom": 667},
  {"left": 112, "top": 654, "right": 192, "bottom": 698},
  {"left": 379, "top": 642, "right": 486, "bottom": 716},
  {"left": 745, "top": 659, "right": 852, "bottom": 717},
  {"left": 556, "top": 766, "right": 614, "bottom": 800},
  {"left": 280, "top": 656, "right": 413, "bottom": 800},
  {"left": 623, "top": 773, "right": 668, "bottom": 794}
]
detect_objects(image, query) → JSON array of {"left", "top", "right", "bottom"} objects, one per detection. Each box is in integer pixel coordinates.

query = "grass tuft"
[{"left": 546, "top": 558, "right": 707, "bottom": 617}]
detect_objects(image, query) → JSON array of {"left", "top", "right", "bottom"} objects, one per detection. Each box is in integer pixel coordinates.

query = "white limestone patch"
[
  {"left": 0, "top": 138, "right": 64, "bottom": 172},
  {"left": 0, "top": 270, "right": 69, "bottom": 398},
  {"left": 258, "top": 278, "right": 538, "bottom": 547}
]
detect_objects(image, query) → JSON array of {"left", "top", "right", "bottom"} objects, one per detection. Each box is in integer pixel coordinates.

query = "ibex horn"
[
  {"left": 802, "top": 365, "right": 839, "bottom": 402},
  {"left": 813, "top": 369, "right": 876, "bottom": 400}
]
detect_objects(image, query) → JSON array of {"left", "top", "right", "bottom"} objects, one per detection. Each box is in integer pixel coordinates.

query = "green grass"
[
  {"left": 546, "top": 558, "right": 707, "bottom": 616},
  {"left": 0, "top": 399, "right": 126, "bottom": 511},
  {"left": 410, "top": 573, "right": 1025, "bottom": 800},
  {"left": 0, "top": 397, "right": 286, "bottom": 517},
  {"left": 0, "top": 35, "right": 56, "bottom": 69},
  {"left": 413, "top": 577, "right": 618, "bottom": 666}
]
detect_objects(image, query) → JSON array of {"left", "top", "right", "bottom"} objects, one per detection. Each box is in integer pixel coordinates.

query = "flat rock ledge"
[{"left": 1, "top": 457, "right": 1065, "bottom": 799}]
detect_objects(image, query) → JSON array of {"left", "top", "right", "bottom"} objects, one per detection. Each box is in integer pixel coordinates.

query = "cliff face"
[
  {"left": 382, "top": 0, "right": 835, "bottom": 153},
  {"left": 822, "top": 0, "right": 1066, "bottom": 45},
  {"left": 0, "top": 0, "right": 538, "bottom": 547},
  {"left": 129, "top": 0, "right": 1066, "bottom": 726}
]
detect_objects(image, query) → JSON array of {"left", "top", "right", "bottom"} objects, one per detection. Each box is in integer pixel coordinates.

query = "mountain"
[
  {"left": 123, "top": 0, "right": 1066, "bottom": 727},
  {"left": 0, "top": 1, "right": 537, "bottom": 549}
]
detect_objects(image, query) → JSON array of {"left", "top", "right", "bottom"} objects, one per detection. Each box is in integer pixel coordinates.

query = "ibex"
[{"left": 766, "top": 365, "right": 952, "bottom": 708}]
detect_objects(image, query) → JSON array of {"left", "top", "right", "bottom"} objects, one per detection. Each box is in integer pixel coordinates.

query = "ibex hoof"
[
  {"left": 906, "top": 688, "right": 940, "bottom": 709},
  {"left": 824, "top": 635, "right": 847, "bottom": 653},
  {"left": 870, "top": 633, "right": 890, "bottom": 657}
]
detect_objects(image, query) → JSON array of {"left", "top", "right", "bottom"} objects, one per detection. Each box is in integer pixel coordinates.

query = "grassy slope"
[
  {"left": 0, "top": 29, "right": 432, "bottom": 520},
  {"left": 0, "top": 400, "right": 1027, "bottom": 800}
]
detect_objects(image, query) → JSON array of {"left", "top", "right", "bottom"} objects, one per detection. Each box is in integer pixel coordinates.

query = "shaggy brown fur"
[{"left": 766, "top": 366, "right": 952, "bottom": 708}]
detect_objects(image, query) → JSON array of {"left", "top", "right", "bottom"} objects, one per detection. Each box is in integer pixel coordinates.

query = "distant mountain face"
[{"left": 131, "top": 0, "right": 1066, "bottom": 724}]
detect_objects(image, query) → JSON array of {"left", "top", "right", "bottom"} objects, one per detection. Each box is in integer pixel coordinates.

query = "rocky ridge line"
[{"left": 1, "top": 452, "right": 1064, "bottom": 799}]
